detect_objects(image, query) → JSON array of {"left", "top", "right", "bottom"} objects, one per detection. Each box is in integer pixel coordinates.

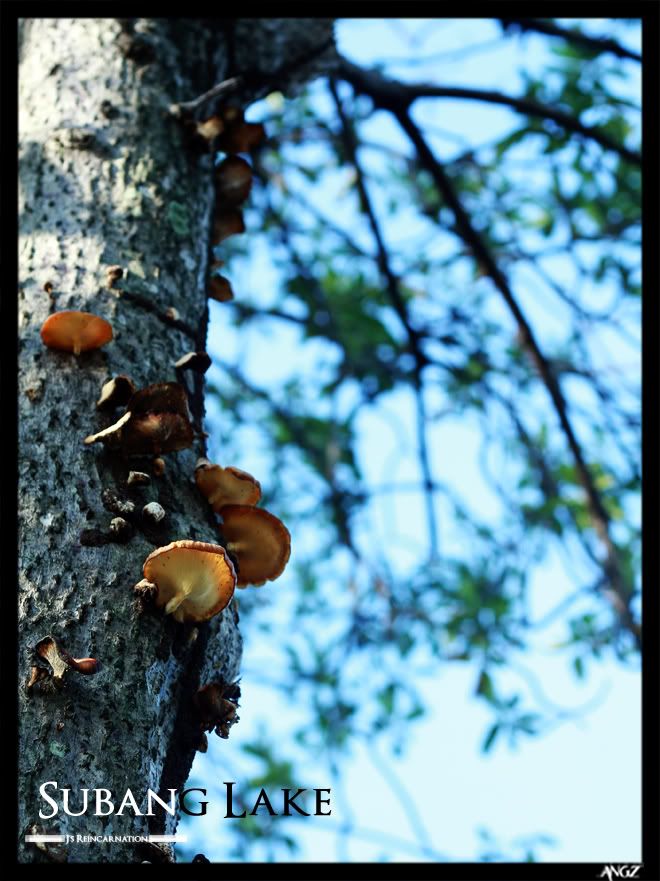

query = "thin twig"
[
  {"left": 329, "top": 79, "right": 439, "bottom": 559},
  {"left": 103, "top": 286, "right": 198, "bottom": 341},
  {"left": 215, "top": 359, "right": 361, "bottom": 558},
  {"left": 227, "top": 301, "right": 308, "bottom": 326},
  {"left": 169, "top": 75, "right": 243, "bottom": 117},
  {"left": 499, "top": 18, "right": 641, "bottom": 63},
  {"left": 367, "top": 743, "right": 438, "bottom": 859},
  {"left": 171, "top": 33, "right": 336, "bottom": 117}
]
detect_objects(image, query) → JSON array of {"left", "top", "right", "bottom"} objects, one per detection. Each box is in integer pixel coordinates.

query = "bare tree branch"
[
  {"left": 367, "top": 743, "right": 438, "bottom": 859},
  {"left": 391, "top": 109, "right": 641, "bottom": 648},
  {"left": 215, "top": 360, "right": 362, "bottom": 559},
  {"left": 499, "top": 18, "right": 642, "bottom": 63},
  {"left": 329, "top": 79, "right": 439, "bottom": 559},
  {"left": 338, "top": 57, "right": 641, "bottom": 167},
  {"left": 332, "top": 71, "right": 639, "bottom": 644}
]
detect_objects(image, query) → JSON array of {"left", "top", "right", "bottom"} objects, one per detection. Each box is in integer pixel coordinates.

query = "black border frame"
[{"left": 3, "top": 4, "right": 658, "bottom": 879}]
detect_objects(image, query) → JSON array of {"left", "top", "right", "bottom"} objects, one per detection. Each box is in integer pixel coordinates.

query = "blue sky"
[{"left": 178, "top": 18, "right": 641, "bottom": 863}]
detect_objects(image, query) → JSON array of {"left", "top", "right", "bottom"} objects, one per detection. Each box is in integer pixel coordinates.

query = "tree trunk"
[{"left": 18, "top": 17, "right": 334, "bottom": 864}]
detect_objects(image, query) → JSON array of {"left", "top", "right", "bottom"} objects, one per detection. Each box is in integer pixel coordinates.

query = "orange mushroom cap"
[
  {"left": 219, "top": 505, "right": 291, "bottom": 587},
  {"left": 40, "top": 310, "right": 113, "bottom": 355},
  {"left": 195, "top": 460, "right": 262, "bottom": 512},
  {"left": 143, "top": 540, "right": 236, "bottom": 623}
]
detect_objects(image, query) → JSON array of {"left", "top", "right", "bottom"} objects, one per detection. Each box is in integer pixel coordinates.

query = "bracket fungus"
[
  {"left": 123, "top": 382, "right": 194, "bottom": 455},
  {"left": 84, "top": 410, "right": 132, "bottom": 447},
  {"left": 208, "top": 274, "right": 234, "bottom": 302},
  {"left": 212, "top": 209, "right": 245, "bottom": 245},
  {"left": 85, "top": 382, "right": 194, "bottom": 456},
  {"left": 219, "top": 505, "right": 291, "bottom": 587},
  {"left": 27, "top": 636, "right": 99, "bottom": 690},
  {"left": 142, "top": 540, "right": 237, "bottom": 623},
  {"left": 175, "top": 351, "right": 212, "bottom": 374},
  {"left": 122, "top": 411, "right": 194, "bottom": 456},
  {"left": 194, "top": 680, "right": 241, "bottom": 740},
  {"left": 40, "top": 310, "right": 113, "bottom": 355},
  {"left": 217, "top": 114, "right": 265, "bottom": 154},
  {"left": 215, "top": 155, "right": 253, "bottom": 207},
  {"left": 128, "top": 381, "right": 189, "bottom": 416},
  {"left": 96, "top": 374, "right": 136, "bottom": 410},
  {"left": 127, "top": 470, "right": 151, "bottom": 487},
  {"left": 195, "top": 459, "right": 262, "bottom": 512}
]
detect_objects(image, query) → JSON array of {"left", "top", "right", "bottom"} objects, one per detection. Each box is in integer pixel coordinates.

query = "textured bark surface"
[{"left": 17, "top": 17, "right": 334, "bottom": 864}]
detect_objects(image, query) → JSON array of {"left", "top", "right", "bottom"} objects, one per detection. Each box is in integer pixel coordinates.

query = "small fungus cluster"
[
  {"left": 201, "top": 105, "right": 265, "bottom": 302},
  {"left": 31, "top": 95, "right": 289, "bottom": 756},
  {"left": 85, "top": 381, "right": 195, "bottom": 457},
  {"left": 194, "top": 679, "right": 241, "bottom": 747},
  {"left": 27, "top": 636, "right": 99, "bottom": 691}
]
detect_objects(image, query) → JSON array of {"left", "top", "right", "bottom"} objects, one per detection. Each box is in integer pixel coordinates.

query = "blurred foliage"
[{"left": 181, "top": 18, "right": 640, "bottom": 863}]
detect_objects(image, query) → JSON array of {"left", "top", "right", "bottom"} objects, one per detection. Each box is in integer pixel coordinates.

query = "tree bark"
[{"left": 18, "top": 17, "right": 334, "bottom": 864}]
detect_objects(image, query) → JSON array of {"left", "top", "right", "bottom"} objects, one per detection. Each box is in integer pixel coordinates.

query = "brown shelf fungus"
[
  {"left": 175, "top": 351, "right": 212, "bottom": 374},
  {"left": 96, "top": 375, "right": 136, "bottom": 410},
  {"left": 85, "top": 382, "right": 195, "bottom": 457},
  {"left": 194, "top": 680, "right": 241, "bottom": 739},
  {"left": 127, "top": 381, "right": 189, "bottom": 416},
  {"left": 195, "top": 459, "right": 262, "bottom": 512},
  {"left": 219, "top": 505, "right": 291, "bottom": 587},
  {"left": 84, "top": 410, "right": 132, "bottom": 447},
  {"left": 142, "top": 540, "right": 237, "bottom": 623},
  {"left": 27, "top": 636, "right": 99, "bottom": 691},
  {"left": 212, "top": 209, "right": 245, "bottom": 245},
  {"left": 40, "top": 310, "right": 113, "bottom": 356},
  {"left": 208, "top": 275, "right": 234, "bottom": 302},
  {"left": 127, "top": 470, "right": 151, "bottom": 487},
  {"left": 217, "top": 110, "right": 265, "bottom": 154},
  {"left": 215, "top": 156, "right": 253, "bottom": 207},
  {"left": 122, "top": 411, "right": 194, "bottom": 456}
]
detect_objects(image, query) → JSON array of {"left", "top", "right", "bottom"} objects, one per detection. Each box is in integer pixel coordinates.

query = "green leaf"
[
  {"left": 482, "top": 723, "right": 500, "bottom": 753},
  {"left": 476, "top": 670, "right": 496, "bottom": 703}
]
